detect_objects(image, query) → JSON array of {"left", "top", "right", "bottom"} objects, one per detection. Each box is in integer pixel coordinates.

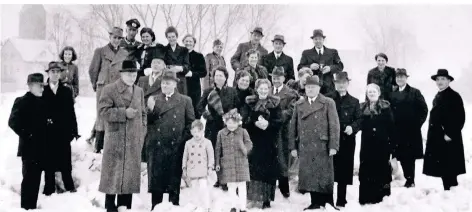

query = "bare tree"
[
  {"left": 182, "top": 5, "right": 212, "bottom": 52},
  {"left": 91, "top": 5, "right": 125, "bottom": 33},
  {"left": 161, "top": 5, "right": 185, "bottom": 28},
  {"left": 49, "top": 7, "right": 72, "bottom": 55},
  {"left": 207, "top": 5, "right": 246, "bottom": 55},
  {"left": 243, "top": 5, "right": 282, "bottom": 46},
  {"left": 129, "top": 4, "right": 159, "bottom": 28}
]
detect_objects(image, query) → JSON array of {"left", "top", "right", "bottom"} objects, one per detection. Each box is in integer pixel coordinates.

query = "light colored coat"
[
  {"left": 182, "top": 137, "right": 215, "bottom": 179},
  {"left": 289, "top": 94, "right": 340, "bottom": 194},
  {"left": 98, "top": 79, "right": 146, "bottom": 194}
]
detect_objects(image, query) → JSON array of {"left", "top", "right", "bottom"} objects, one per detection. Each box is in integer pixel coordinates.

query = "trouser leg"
[
  {"left": 20, "top": 160, "right": 42, "bottom": 210},
  {"left": 117, "top": 194, "right": 132, "bottom": 209},
  {"left": 278, "top": 176, "right": 290, "bottom": 195},
  {"left": 94, "top": 131, "right": 105, "bottom": 153},
  {"left": 61, "top": 170, "right": 75, "bottom": 191},
  {"left": 151, "top": 192, "right": 163, "bottom": 210},
  {"left": 336, "top": 183, "right": 347, "bottom": 205},
  {"left": 105, "top": 194, "right": 117, "bottom": 210},
  {"left": 43, "top": 171, "right": 56, "bottom": 195},
  {"left": 400, "top": 159, "right": 416, "bottom": 184},
  {"left": 227, "top": 182, "right": 238, "bottom": 209},
  {"left": 237, "top": 182, "right": 247, "bottom": 210}
]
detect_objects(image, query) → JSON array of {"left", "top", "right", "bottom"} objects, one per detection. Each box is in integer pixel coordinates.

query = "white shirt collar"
[
  {"left": 399, "top": 85, "right": 407, "bottom": 92},
  {"left": 316, "top": 47, "right": 324, "bottom": 54},
  {"left": 166, "top": 92, "right": 174, "bottom": 98},
  {"left": 274, "top": 52, "right": 282, "bottom": 58},
  {"left": 274, "top": 85, "right": 283, "bottom": 93},
  {"left": 307, "top": 95, "right": 317, "bottom": 103}
]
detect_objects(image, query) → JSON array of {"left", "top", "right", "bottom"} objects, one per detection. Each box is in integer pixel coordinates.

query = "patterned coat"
[
  {"left": 203, "top": 52, "right": 226, "bottom": 90},
  {"left": 88, "top": 43, "right": 128, "bottom": 131},
  {"left": 98, "top": 79, "right": 147, "bottom": 194},
  {"left": 261, "top": 51, "right": 295, "bottom": 82},
  {"left": 182, "top": 137, "right": 214, "bottom": 179},
  {"left": 230, "top": 41, "right": 268, "bottom": 71},
  {"left": 146, "top": 92, "right": 195, "bottom": 193},
  {"left": 215, "top": 127, "right": 253, "bottom": 184},
  {"left": 289, "top": 94, "right": 340, "bottom": 193},
  {"left": 60, "top": 62, "right": 79, "bottom": 98}
]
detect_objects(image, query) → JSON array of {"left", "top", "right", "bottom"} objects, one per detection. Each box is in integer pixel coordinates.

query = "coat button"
[
  {"left": 157, "top": 142, "right": 160, "bottom": 145},
  {"left": 157, "top": 128, "right": 160, "bottom": 132},
  {"left": 373, "top": 128, "right": 376, "bottom": 131},
  {"left": 174, "top": 115, "right": 176, "bottom": 118},
  {"left": 173, "top": 128, "right": 175, "bottom": 131},
  {"left": 315, "top": 116, "right": 318, "bottom": 118}
]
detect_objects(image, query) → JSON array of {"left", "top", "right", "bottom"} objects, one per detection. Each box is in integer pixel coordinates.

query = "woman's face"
[
  {"left": 213, "top": 44, "right": 223, "bottom": 55},
  {"left": 141, "top": 32, "right": 153, "bottom": 45},
  {"left": 248, "top": 53, "right": 259, "bottom": 66},
  {"left": 257, "top": 83, "right": 270, "bottom": 99},
  {"left": 167, "top": 32, "right": 178, "bottom": 46},
  {"left": 214, "top": 70, "right": 227, "bottom": 87},
  {"left": 226, "top": 119, "right": 239, "bottom": 131},
  {"left": 63, "top": 50, "right": 73, "bottom": 63},
  {"left": 183, "top": 37, "right": 195, "bottom": 51},
  {"left": 367, "top": 86, "right": 380, "bottom": 101},
  {"left": 237, "top": 76, "right": 250, "bottom": 90},
  {"left": 376, "top": 57, "right": 387, "bottom": 69}
]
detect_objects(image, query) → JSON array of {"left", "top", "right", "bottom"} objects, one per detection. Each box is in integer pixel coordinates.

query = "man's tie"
[
  {"left": 165, "top": 95, "right": 170, "bottom": 101},
  {"left": 275, "top": 88, "right": 279, "bottom": 94}
]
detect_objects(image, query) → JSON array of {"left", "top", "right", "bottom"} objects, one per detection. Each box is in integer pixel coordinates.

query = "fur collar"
[{"left": 245, "top": 94, "right": 280, "bottom": 108}]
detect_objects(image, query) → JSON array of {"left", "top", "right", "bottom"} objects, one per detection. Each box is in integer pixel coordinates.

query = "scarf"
[
  {"left": 245, "top": 94, "right": 280, "bottom": 118},
  {"left": 362, "top": 100, "right": 390, "bottom": 116},
  {"left": 208, "top": 86, "right": 225, "bottom": 116}
]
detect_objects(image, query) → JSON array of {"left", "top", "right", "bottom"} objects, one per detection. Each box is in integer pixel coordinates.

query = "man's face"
[
  {"left": 121, "top": 72, "right": 138, "bottom": 86},
  {"left": 151, "top": 59, "right": 165, "bottom": 74},
  {"left": 305, "top": 84, "right": 320, "bottom": 98},
  {"left": 251, "top": 32, "right": 263, "bottom": 43},
  {"left": 166, "top": 32, "right": 178, "bottom": 46},
  {"left": 271, "top": 75, "right": 285, "bottom": 88},
  {"left": 273, "top": 40, "right": 284, "bottom": 53},
  {"left": 334, "top": 80, "right": 349, "bottom": 93},
  {"left": 29, "top": 83, "right": 44, "bottom": 97},
  {"left": 435, "top": 76, "right": 450, "bottom": 90},
  {"left": 161, "top": 79, "right": 177, "bottom": 94},
  {"left": 213, "top": 44, "right": 223, "bottom": 55},
  {"left": 396, "top": 75, "right": 408, "bottom": 88},
  {"left": 126, "top": 27, "right": 138, "bottom": 39},
  {"left": 110, "top": 34, "right": 122, "bottom": 47},
  {"left": 48, "top": 69, "right": 61, "bottom": 83},
  {"left": 313, "top": 36, "right": 324, "bottom": 48}
]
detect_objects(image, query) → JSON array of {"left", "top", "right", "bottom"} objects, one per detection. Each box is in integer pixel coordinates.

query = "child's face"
[
  {"left": 226, "top": 119, "right": 239, "bottom": 131},
  {"left": 191, "top": 127, "right": 204, "bottom": 139}
]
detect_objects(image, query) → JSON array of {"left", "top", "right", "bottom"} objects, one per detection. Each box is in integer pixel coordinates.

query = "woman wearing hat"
[
  {"left": 238, "top": 49, "right": 269, "bottom": 89},
  {"left": 59, "top": 46, "right": 79, "bottom": 99},
  {"left": 423, "top": 69, "right": 466, "bottom": 191},
  {"left": 203, "top": 39, "right": 226, "bottom": 90},
  {"left": 366, "top": 53, "right": 397, "bottom": 102},
  {"left": 135, "top": 27, "right": 166, "bottom": 81}
]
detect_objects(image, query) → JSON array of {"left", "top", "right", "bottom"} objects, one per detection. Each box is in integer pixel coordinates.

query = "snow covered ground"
[{"left": 0, "top": 91, "right": 471, "bottom": 212}]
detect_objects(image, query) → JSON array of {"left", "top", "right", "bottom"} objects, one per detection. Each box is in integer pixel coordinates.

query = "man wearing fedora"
[
  {"left": 89, "top": 27, "right": 128, "bottom": 154},
  {"left": 390, "top": 68, "right": 428, "bottom": 188},
  {"left": 261, "top": 35, "right": 295, "bottom": 83},
  {"left": 8, "top": 73, "right": 48, "bottom": 210},
  {"left": 325, "top": 72, "right": 362, "bottom": 207},
  {"left": 98, "top": 60, "right": 147, "bottom": 212},
  {"left": 146, "top": 70, "right": 195, "bottom": 209},
  {"left": 270, "top": 66, "right": 299, "bottom": 198},
  {"left": 423, "top": 69, "right": 466, "bottom": 191},
  {"left": 289, "top": 75, "right": 340, "bottom": 210},
  {"left": 298, "top": 29, "right": 344, "bottom": 95},
  {"left": 230, "top": 27, "right": 268, "bottom": 72},
  {"left": 42, "top": 61, "right": 79, "bottom": 196},
  {"left": 120, "top": 18, "right": 142, "bottom": 61}
]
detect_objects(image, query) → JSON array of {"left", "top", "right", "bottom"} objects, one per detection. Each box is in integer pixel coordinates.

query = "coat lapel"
[
  {"left": 301, "top": 95, "right": 324, "bottom": 119},
  {"left": 103, "top": 47, "right": 115, "bottom": 62},
  {"left": 145, "top": 79, "right": 162, "bottom": 98},
  {"left": 158, "top": 93, "right": 181, "bottom": 115},
  {"left": 111, "top": 49, "right": 127, "bottom": 66}
]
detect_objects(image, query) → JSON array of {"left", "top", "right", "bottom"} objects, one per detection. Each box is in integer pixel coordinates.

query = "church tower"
[{"left": 19, "top": 4, "right": 46, "bottom": 40}]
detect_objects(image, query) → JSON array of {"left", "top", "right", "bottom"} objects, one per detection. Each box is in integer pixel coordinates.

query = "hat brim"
[
  {"left": 109, "top": 32, "right": 124, "bottom": 38},
  {"left": 45, "top": 67, "right": 66, "bottom": 72},
  {"left": 310, "top": 35, "right": 326, "bottom": 39},
  {"left": 271, "top": 39, "right": 286, "bottom": 44},
  {"left": 431, "top": 75, "right": 454, "bottom": 81},
  {"left": 120, "top": 68, "right": 139, "bottom": 73},
  {"left": 251, "top": 31, "right": 264, "bottom": 37}
]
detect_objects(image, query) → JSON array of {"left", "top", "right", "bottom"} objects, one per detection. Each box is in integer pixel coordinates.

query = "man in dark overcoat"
[
  {"left": 390, "top": 68, "right": 428, "bottom": 188},
  {"left": 325, "top": 72, "right": 362, "bottom": 207},
  {"left": 120, "top": 18, "right": 141, "bottom": 61},
  {"left": 270, "top": 67, "right": 299, "bottom": 198},
  {"left": 261, "top": 35, "right": 295, "bottom": 83},
  {"left": 42, "top": 61, "right": 79, "bottom": 196},
  {"left": 146, "top": 70, "right": 195, "bottom": 209},
  {"left": 230, "top": 27, "right": 268, "bottom": 72},
  {"left": 297, "top": 29, "right": 344, "bottom": 95},
  {"left": 289, "top": 75, "right": 340, "bottom": 210},
  {"left": 8, "top": 73, "right": 48, "bottom": 210},
  {"left": 423, "top": 69, "right": 466, "bottom": 190}
]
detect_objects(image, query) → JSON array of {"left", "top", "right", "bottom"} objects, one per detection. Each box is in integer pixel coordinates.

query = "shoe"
[
  {"left": 221, "top": 184, "right": 228, "bottom": 191},
  {"left": 262, "top": 201, "right": 271, "bottom": 209},
  {"left": 336, "top": 200, "right": 347, "bottom": 208},
  {"left": 405, "top": 181, "right": 415, "bottom": 188},
  {"left": 230, "top": 208, "right": 237, "bottom": 212},
  {"left": 304, "top": 204, "right": 322, "bottom": 210},
  {"left": 282, "top": 192, "right": 290, "bottom": 198}
]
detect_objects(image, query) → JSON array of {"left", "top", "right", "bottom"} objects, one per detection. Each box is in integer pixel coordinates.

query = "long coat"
[
  {"left": 297, "top": 46, "right": 344, "bottom": 94},
  {"left": 203, "top": 52, "right": 226, "bottom": 90},
  {"left": 366, "top": 66, "right": 397, "bottom": 102},
  {"left": 89, "top": 44, "right": 128, "bottom": 131},
  {"left": 135, "top": 43, "right": 166, "bottom": 79},
  {"left": 60, "top": 62, "right": 79, "bottom": 99},
  {"left": 272, "top": 85, "right": 299, "bottom": 177},
  {"left": 98, "top": 79, "right": 147, "bottom": 194},
  {"left": 326, "top": 92, "right": 362, "bottom": 185},
  {"left": 164, "top": 44, "right": 190, "bottom": 95},
  {"left": 120, "top": 38, "right": 141, "bottom": 61},
  {"left": 230, "top": 41, "right": 268, "bottom": 71},
  {"left": 241, "top": 95, "right": 283, "bottom": 184},
  {"left": 215, "top": 127, "right": 253, "bottom": 184},
  {"left": 288, "top": 94, "right": 340, "bottom": 193},
  {"left": 42, "top": 83, "right": 78, "bottom": 171},
  {"left": 146, "top": 92, "right": 195, "bottom": 193},
  {"left": 423, "top": 87, "right": 466, "bottom": 178},
  {"left": 8, "top": 92, "right": 49, "bottom": 162},
  {"left": 187, "top": 50, "right": 207, "bottom": 115},
  {"left": 390, "top": 85, "right": 428, "bottom": 161},
  {"left": 261, "top": 51, "right": 295, "bottom": 82}
]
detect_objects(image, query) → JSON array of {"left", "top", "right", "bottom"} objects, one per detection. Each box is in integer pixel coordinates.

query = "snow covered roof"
[{"left": 5, "top": 38, "right": 55, "bottom": 62}]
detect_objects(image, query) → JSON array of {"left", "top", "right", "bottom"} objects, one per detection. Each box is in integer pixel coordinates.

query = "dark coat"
[
  {"left": 289, "top": 94, "right": 340, "bottom": 193},
  {"left": 8, "top": 92, "right": 49, "bottom": 162},
  {"left": 60, "top": 62, "right": 79, "bottom": 98},
  {"left": 358, "top": 100, "right": 396, "bottom": 185},
  {"left": 164, "top": 44, "right": 190, "bottom": 95},
  {"left": 239, "top": 65, "right": 269, "bottom": 89},
  {"left": 272, "top": 85, "right": 299, "bottom": 177},
  {"left": 187, "top": 50, "right": 207, "bottom": 115},
  {"left": 241, "top": 95, "right": 283, "bottom": 184},
  {"left": 390, "top": 85, "right": 428, "bottom": 161},
  {"left": 423, "top": 87, "right": 466, "bottom": 178},
  {"left": 203, "top": 52, "right": 226, "bottom": 90},
  {"left": 135, "top": 43, "right": 166, "bottom": 79},
  {"left": 197, "top": 86, "right": 240, "bottom": 147},
  {"left": 236, "top": 87, "right": 255, "bottom": 112},
  {"left": 146, "top": 92, "right": 195, "bottom": 193},
  {"left": 261, "top": 51, "right": 295, "bottom": 82},
  {"left": 297, "top": 46, "right": 344, "bottom": 94},
  {"left": 230, "top": 41, "right": 268, "bottom": 71},
  {"left": 42, "top": 83, "right": 78, "bottom": 171},
  {"left": 286, "top": 79, "right": 306, "bottom": 97},
  {"left": 120, "top": 38, "right": 141, "bottom": 61},
  {"left": 366, "top": 66, "right": 397, "bottom": 102},
  {"left": 326, "top": 92, "right": 362, "bottom": 185}
]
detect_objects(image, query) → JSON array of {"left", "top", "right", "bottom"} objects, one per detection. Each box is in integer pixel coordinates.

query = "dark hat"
[
  {"left": 109, "top": 27, "right": 124, "bottom": 38},
  {"left": 213, "top": 39, "right": 223, "bottom": 47},
  {"left": 251, "top": 27, "right": 264, "bottom": 36},
  {"left": 161, "top": 70, "right": 180, "bottom": 82},
  {"left": 395, "top": 68, "right": 409, "bottom": 77},
  {"left": 27, "top": 73, "right": 44, "bottom": 84},
  {"left": 45, "top": 61, "right": 66, "bottom": 72},
  {"left": 431, "top": 69, "right": 454, "bottom": 81},
  {"left": 120, "top": 60, "right": 139, "bottom": 73},
  {"left": 334, "top": 72, "right": 351, "bottom": 82},
  {"left": 270, "top": 66, "right": 285, "bottom": 77},
  {"left": 151, "top": 54, "right": 165, "bottom": 62},
  {"left": 125, "top": 18, "right": 141, "bottom": 29},
  {"left": 310, "top": 29, "right": 326, "bottom": 39},
  {"left": 271, "top": 34, "right": 286, "bottom": 44},
  {"left": 305, "top": 75, "right": 321, "bottom": 86}
]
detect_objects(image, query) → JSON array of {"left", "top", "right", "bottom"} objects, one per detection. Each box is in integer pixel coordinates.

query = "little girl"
[
  {"left": 215, "top": 110, "right": 253, "bottom": 212},
  {"left": 182, "top": 120, "right": 215, "bottom": 211}
]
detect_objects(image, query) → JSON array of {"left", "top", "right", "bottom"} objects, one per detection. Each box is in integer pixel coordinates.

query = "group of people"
[{"left": 8, "top": 17, "right": 467, "bottom": 212}]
